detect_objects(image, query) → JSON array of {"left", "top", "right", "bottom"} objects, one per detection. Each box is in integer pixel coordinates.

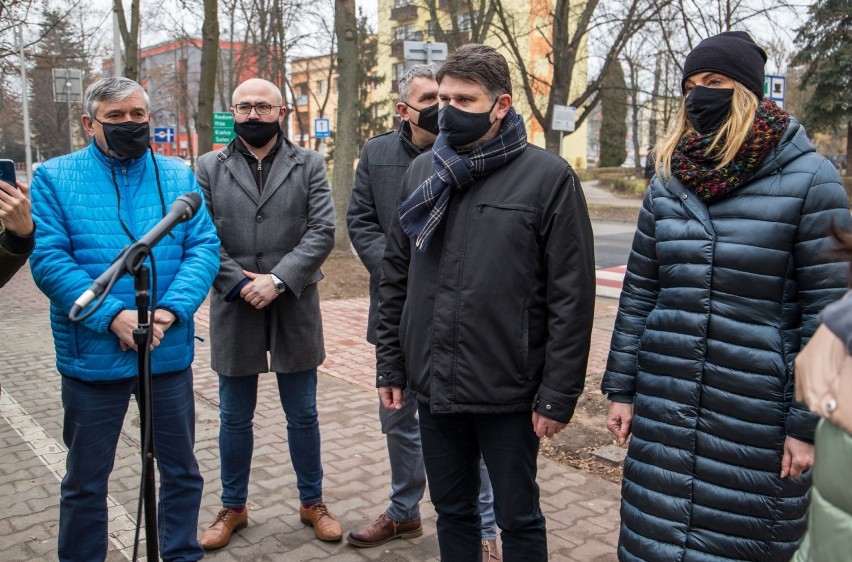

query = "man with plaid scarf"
[{"left": 375, "top": 44, "right": 596, "bottom": 561}]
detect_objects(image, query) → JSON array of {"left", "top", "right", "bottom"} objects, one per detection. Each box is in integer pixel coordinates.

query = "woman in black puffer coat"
[{"left": 601, "top": 31, "right": 852, "bottom": 562}]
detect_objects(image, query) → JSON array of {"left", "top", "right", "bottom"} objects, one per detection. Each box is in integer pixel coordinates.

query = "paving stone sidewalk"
[{"left": 0, "top": 266, "right": 620, "bottom": 561}]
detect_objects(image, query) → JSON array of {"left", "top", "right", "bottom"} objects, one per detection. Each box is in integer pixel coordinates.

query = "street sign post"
[
  {"left": 764, "top": 75, "right": 786, "bottom": 108},
  {"left": 52, "top": 68, "right": 84, "bottom": 153},
  {"left": 403, "top": 41, "right": 448, "bottom": 66},
  {"left": 213, "top": 112, "right": 235, "bottom": 144},
  {"left": 552, "top": 105, "right": 576, "bottom": 156},
  {"left": 552, "top": 105, "right": 576, "bottom": 132},
  {"left": 314, "top": 118, "right": 331, "bottom": 139},
  {"left": 153, "top": 127, "right": 175, "bottom": 144}
]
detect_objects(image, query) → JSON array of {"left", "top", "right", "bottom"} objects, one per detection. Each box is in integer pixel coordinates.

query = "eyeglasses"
[{"left": 232, "top": 103, "right": 281, "bottom": 115}]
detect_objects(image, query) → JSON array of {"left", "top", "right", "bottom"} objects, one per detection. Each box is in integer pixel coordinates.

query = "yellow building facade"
[
  {"left": 376, "top": 0, "right": 589, "bottom": 169},
  {"left": 287, "top": 54, "right": 337, "bottom": 148}
]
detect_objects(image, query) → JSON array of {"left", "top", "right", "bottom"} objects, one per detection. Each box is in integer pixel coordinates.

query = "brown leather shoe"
[
  {"left": 299, "top": 502, "right": 343, "bottom": 541},
  {"left": 199, "top": 507, "right": 248, "bottom": 550},
  {"left": 346, "top": 512, "right": 423, "bottom": 547},
  {"left": 482, "top": 539, "right": 501, "bottom": 561}
]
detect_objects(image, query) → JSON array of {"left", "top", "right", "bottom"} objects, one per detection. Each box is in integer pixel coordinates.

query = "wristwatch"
[{"left": 270, "top": 274, "right": 287, "bottom": 293}]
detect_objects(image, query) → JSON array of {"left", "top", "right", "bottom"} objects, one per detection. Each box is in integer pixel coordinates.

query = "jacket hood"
[{"left": 753, "top": 117, "right": 814, "bottom": 180}]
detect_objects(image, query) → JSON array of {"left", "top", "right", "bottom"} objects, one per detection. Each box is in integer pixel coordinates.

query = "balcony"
[
  {"left": 390, "top": 4, "right": 417, "bottom": 21},
  {"left": 295, "top": 95, "right": 308, "bottom": 106}
]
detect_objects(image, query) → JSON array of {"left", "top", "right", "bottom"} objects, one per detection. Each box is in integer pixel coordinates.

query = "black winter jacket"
[
  {"left": 376, "top": 144, "right": 596, "bottom": 421},
  {"left": 347, "top": 123, "right": 425, "bottom": 344},
  {"left": 602, "top": 119, "right": 852, "bottom": 561}
]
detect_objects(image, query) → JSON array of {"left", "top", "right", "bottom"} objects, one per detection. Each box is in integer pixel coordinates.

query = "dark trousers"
[
  {"left": 418, "top": 404, "right": 547, "bottom": 561},
  {"left": 59, "top": 369, "right": 203, "bottom": 562}
]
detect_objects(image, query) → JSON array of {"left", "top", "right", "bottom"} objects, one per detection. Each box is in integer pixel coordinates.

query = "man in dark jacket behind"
[
  {"left": 376, "top": 44, "right": 596, "bottom": 561},
  {"left": 347, "top": 64, "right": 500, "bottom": 560}
]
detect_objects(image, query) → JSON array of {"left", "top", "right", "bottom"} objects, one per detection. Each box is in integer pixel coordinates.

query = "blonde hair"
[{"left": 656, "top": 81, "right": 759, "bottom": 180}]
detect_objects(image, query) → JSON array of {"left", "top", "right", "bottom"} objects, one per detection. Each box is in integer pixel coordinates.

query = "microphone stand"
[{"left": 130, "top": 260, "right": 159, "bottom": 561}]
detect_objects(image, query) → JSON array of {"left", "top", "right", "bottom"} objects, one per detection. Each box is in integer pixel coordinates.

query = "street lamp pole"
[
  {"left": 65, "top": 79, "right": 73, "bottom": 154},
  {"left": 19, "top": 25, "right": 33, "bottom": 182}
]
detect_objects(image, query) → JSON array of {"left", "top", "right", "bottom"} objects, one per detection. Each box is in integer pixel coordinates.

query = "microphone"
[{"left": 69, "top": 192, "right": 202, "bottom": 317}]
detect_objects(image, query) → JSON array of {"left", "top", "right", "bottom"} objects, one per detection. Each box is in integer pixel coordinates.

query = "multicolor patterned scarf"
[
  {"left": 399, "top": 108, "right": 528, "bottom": 252},
  {"left": 672, "top": 99, "right": 789, "bottom": 203}
]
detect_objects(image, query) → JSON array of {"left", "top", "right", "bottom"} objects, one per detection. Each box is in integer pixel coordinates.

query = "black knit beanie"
[{"left": 681, "top": 31, "right": 767, "bottom": 100}]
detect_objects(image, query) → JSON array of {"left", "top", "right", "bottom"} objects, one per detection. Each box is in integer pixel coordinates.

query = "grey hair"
[
  {"left": 398, "top": 64, "right": 437, "bottom": 103},
  {"left": 84, "top": 77, "right": 150, "bottom": 119}
]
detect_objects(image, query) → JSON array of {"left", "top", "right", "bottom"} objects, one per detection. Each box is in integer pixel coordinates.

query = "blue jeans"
[
  {"left": 418, "top": 404, "right": 547, "bottom": 562},
  {"left": 381, "top": 392, "right": 498, "bottom": 539},
  {"left": 218, "top": 370, "right": 322, "bottom": 506},
  {"left": 59, "top": 369, "right": 203, "bottom": 562}
]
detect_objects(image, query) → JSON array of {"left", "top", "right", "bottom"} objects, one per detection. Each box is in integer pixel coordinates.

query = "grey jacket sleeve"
[
  {"left": 270, "top": 151, "right": 335, "bottom": 298},
  {"left": 821, "top": 291, "right": 852, "bottom": 355},
  {"left": 196, "top": 155, "right": 250, "bottom": 299}
]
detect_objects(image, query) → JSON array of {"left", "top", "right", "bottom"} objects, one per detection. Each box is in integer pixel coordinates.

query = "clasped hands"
[{"left": 109, "top": 308, "right": 177, "bottom": 351}]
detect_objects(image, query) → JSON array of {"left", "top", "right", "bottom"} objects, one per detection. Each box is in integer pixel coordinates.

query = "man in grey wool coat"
[{"left": 195, "top": 78, "right": 342, "bottom": 549}]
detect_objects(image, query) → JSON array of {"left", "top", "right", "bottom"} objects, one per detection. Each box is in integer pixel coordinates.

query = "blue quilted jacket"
[
  {"left": 30, "top": 142, "right": 220, "bottom": 382},
  {"left": 602, "top": 119, "right": 852, "bottom": 561}
]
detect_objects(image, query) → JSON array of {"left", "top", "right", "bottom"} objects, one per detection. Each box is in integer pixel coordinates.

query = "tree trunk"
[
  {"left": 197, "top": 0, "right": 219, "bottom": 155},
  {"left": 846, "top": 121, "right": 851, "bottom": 177},
  {"left": 332, "top": 0, "right": 358, "bottom": 251},
  {"left": 113, "top": 0, "right": 140, "bottom": 80}
]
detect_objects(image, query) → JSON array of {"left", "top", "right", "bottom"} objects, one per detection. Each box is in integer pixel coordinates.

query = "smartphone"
[{"left": 0, "top": 159, "right": 16, "bottom": 186}]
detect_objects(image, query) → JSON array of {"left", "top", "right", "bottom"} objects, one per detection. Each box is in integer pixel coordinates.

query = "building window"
[
  {"left": 427, "top": 19, "right": 436, "bottom": 37},
  {"left": 316, "top": 80, "right": 325, "bottom": 95},
  {"left": 394, "top": 24, "right": 421, "bottom": 41},
  {"left": 456, "top": 13, "right": 472, "bottom": 32},
  {"left": 393, "top": 63, "right": 406, "bottom": 82},
  {"left": 393, "top": 0, "right": 414, "bottom": 7}
]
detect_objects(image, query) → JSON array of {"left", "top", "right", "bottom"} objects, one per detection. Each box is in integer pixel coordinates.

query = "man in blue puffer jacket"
[{"left": 29, "top": 77, "right": 220, "bottom": 562}]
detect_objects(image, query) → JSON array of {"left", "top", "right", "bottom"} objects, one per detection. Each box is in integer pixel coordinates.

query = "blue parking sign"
[
  {"left": 314, "top": 118, "right": 330, "bottom": 138},
  {"left": 153, "top": 127, "right": 175, "bottom": 143}
]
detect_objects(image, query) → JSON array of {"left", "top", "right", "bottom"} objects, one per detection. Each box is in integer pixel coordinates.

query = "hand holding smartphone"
[
  {"left": 0, "top": 159, "right": 16, "bottom": 187},
  {"left": 0, "top": 159, "right": 33, "bottom": 237}
]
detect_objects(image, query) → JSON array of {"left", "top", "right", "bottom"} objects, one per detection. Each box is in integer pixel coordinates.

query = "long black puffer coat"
[{"left": 601, "top": 119, "right": 852, "bottom": 561}]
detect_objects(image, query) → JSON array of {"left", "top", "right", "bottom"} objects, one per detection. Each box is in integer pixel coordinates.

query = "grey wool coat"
[{"left": 196, "top": 137, "right": 335, "bottom": 376}]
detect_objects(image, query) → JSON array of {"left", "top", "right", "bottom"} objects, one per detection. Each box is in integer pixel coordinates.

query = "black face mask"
[
  {"left": 438, "top": 97, "right": 499, "bottom": 147},
  {"left": 407, "top": 102, "right": 440, "bottom": 136},
  {"left": 234, "top": 120, "right": 281, "bottom": 148},
  {"left": 98, "top": 120, "right": 150, "bottom": 160},
  {"left": 685, "top": 86, "right": 734, "bottom": 135}
]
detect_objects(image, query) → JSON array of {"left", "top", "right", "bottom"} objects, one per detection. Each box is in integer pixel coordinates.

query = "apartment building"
[{"left": 103, "top": 38, "right": 255, "bottom": 160}]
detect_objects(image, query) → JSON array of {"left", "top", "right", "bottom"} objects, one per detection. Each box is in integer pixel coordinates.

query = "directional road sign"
[
  {"left": 153, "top": 127, "right": 175, "bottom": 144},
  {"left": 213, "top": 112, "right": 236, "bottom": 144},
  {"left": 314, "top": 118, "right": 331, "bottom": 139}
]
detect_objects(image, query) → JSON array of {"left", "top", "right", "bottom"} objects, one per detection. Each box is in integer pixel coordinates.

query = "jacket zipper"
[{"left": 258, "top": 160, "right": 264, "bottom": 193}]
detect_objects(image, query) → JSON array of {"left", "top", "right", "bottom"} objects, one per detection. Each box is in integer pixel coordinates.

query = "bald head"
[{"left": 232, "top": 79, "right": 283, "bottom": 106}]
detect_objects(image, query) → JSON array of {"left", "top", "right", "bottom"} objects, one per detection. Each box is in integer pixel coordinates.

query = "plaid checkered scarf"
[{"left": 399, "top": 107, "right": 528, "bottom": 252}]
